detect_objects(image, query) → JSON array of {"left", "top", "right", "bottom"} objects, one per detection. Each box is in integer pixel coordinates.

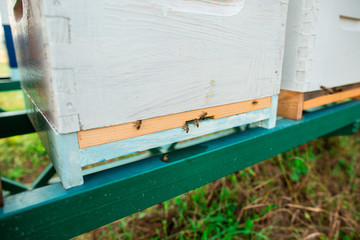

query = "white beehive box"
[
  {"left": 7, "top": 0, "right": 288, "bottom": 188},
  {"left": 281, "top": 0, "right": 360, "bottom": 92},
  {"left": 278, "top": 0, "right": 360, "bottom": 120}
]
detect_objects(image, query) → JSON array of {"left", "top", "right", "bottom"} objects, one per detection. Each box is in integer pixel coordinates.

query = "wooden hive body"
[
  {"left": 7, "top": 0, "right": 288, "bottom": 188},
  {"left": 278, "top": 0, "right": 360, "bottom": 120},
  {"left": 281, "top": 0, "right": 360, "bottom": 92}
]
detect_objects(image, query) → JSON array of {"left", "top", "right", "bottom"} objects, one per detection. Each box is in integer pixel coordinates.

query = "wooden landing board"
[
  {"left": 303, "top": 83, "right": 360, "bottom": 101},
  {"left": 303, "top": 88, "right": 360, "bottom": 110},
  {"left": 78, "top": 97, "right": 271, "bottom": 149},
  {"left": 278, "top": 83, "right": 360, "bottom": 120}
]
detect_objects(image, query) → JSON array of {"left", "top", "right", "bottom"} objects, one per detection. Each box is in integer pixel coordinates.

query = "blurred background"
[{"left": 0, "top": 20, "right": 359, "bottom": 240}]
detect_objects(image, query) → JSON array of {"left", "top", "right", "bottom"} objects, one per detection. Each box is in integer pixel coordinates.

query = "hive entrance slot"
[
  {"left": 339, "top": 15, "right": 360, "bottom": 32},
  {"left": 13, "top": 0, "right": 23, "bottom": 22}
]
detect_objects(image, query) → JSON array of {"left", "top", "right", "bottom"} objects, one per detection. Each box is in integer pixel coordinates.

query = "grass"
[
  {"left": 0, "top": 77, "right": 359, "bottom": 239},
  {"left": 0, "top": 91, "right": 49, "bottom": 183},
  {"left": 0, "top": 62, "right": 10, "bottom": 78},
  {"left": 73, "top": 135, "right": 360, "bottom": 240}
]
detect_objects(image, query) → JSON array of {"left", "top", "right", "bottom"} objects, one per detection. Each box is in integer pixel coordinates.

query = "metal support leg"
[
  {"left": 31, "top": 163, "right": 56, "bottom": 189},
  {"left": 1, "top": 177, "right": 29, "bottom": 194}
]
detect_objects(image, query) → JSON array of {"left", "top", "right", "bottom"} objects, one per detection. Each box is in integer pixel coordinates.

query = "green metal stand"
[
  {"left": 0, "top": 177, "right": 28, "bottom": 194},
  {"left": 0, "top": 100, "right": 359, "bottom": 239},
  {"left": 0, "top": 78, "right": 20, "bottom": 92},
  {"left": 0, "top": 110, "right": 35, "bottom": 138}
]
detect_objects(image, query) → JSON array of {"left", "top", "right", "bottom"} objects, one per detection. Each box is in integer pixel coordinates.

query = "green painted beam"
[
  {"left": 0, "top": 110, "right": 35, "bottom": 138},
  {"left": 1, "top": 101, "right": 360, "bottom": 239},
  {"left": 1, "top": 177, "right": 29, "bottom": 194},
  {"left": 0, "top": 80, "right": 21, "bottom": 92},
  {"left": 324, "top": 119, "right": 360, "bottom": 137}
]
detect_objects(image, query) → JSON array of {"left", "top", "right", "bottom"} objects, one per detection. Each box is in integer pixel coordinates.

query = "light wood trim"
[
  {"left": 304, "top": 82, "right": 360, "bottom": 101},
  {"left": 78, "top": 97, "right": 272, "bottom": 148},
  {"left": 277, "top": 90, "right": 304, "bottom": 120},
  {"left": 304, "top": 87, "right": 360, "bottom": 110}
]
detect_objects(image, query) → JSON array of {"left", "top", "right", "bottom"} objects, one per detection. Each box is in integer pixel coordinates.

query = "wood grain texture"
[
  {"left": 78, "top": 97, "right": 271, "bottom": 148},
  {"left": 303, "top": 88, "right": 360, "bottom": 110},
  {"left": 281, "top": 0, "right": 360, "bottom": 92},
  {"left": 79, "top": 106, "right": 273, "bottom": 166},
  {"left": 303, "top": 83, "right": 360, "bottom": 101},
  {"left": 277, "top": 90, "right": 304, "bottom": 120},
  {"left": 8, "top": 0, "right": 287, "bottom": 133}
]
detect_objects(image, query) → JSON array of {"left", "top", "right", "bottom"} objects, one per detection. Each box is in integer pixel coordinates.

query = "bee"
[
  {"left": 194, "top": 118, "right": 199, "bottom": 128},
  {"left": 252, "top": 100, "right": 258, "bottom": 105},
  {"left": 161, "top": 154, "right": 169, "bottom": 162},
  {"left": 183, "top": 123, "right": 189, "bottom": 133},
  {"left": 320, "top": 86, "right": 334, "bottom": 94},
  {"left": 199, "top": 112, "right": 208, "bottom": 120},
  {"left": 333, "top": 87, "right": 342, "bottom": 93},
  {"left": 133, "top": 120, "right": 142, "bottom": 130}
]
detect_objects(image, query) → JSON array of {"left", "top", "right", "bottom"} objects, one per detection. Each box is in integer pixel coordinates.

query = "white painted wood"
[
  {"left": 23, "top": 92, "right": 83, "bottom": 189},
  {"left": 258, "top": 95, "right": 278, "bottom": 129},
  {"left": 281, "top": 0, "right": 360, "bottom": 92},
  {"left": 24, "top": 90, "right": 277, "bottom": 188},
  {"left": 7, "top": 0, "right": 288, "bottom": 133},
  {"left": 0, "top": 0, "right": 10, "bottom": 25}
]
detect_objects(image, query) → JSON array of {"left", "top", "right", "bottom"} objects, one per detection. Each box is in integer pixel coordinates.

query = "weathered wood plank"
[
  {"left": 303, "top": 88, "right": 360, "bottom": 110},
  {"left": 78, "top": 96, "right": 278, "bottom": 167},
  {"left": 279, "top": 85, "right": 360, "bottom": 120},
  {"left": 78, "top": 97, "right": 271, "bottom": 148},
  {"left": 277, "top": 90, "right": 304, "bottom": 120},
  {"left": 304, "top": 83, "right": 360, "bottom": 101}
]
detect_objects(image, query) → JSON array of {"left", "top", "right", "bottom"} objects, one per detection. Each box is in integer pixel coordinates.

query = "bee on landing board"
[
  {"left": 194, "top": 119, "right": 199, "bottom": 128},
  {"left": 199, "top": 112, "right": 208, "bottom": 120},
  {"left": 133, "top": 120, "right": 142, "bottom": 130},
  {"left": 320, "top": 86, "right": 334, "bottom": 94},
  {"left": 161, "top": 154, "right": 169, "bottom": 162},
  {"left": 183, "top": 123, "right": 189, "bottom": 133}
]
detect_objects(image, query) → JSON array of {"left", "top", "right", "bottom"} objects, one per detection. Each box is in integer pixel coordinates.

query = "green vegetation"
[
  {"left": 1, "top": 92, "right": 359, "bottom": 240},
  {"left": 0, "top": 91, "right": 49, "bottom": 183},
  {"left": 0, "top": 62, "right": 10, "bottom": 78},
  {"left": 73, "top": 134, "right": 359, "bottom": 240}
]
